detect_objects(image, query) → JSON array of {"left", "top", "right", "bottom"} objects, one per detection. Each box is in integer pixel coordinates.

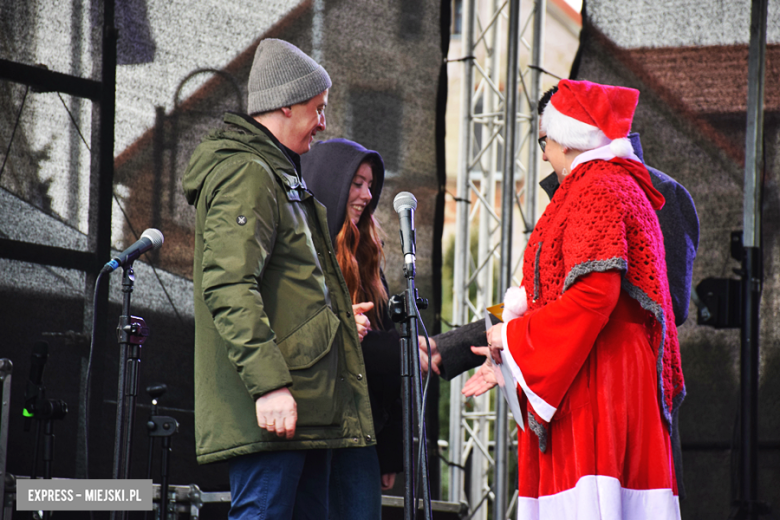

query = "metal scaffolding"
[{"left": 448, "top": 0, "right": 547, "bottom": 518}]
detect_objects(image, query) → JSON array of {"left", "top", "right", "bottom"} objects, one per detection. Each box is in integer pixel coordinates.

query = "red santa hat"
[{"left": 543, "top": 79, "right": 639, "bottom": 157}]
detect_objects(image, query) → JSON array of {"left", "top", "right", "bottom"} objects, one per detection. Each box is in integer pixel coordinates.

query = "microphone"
[
  {"left": 101, "top": 228, "right": 164, "bottom": 273},
  {"left": 393, "top": 192, "right": 417, "bottom": 279}
]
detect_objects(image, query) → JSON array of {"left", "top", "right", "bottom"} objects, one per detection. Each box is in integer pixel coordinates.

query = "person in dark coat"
[{"left": 301, "top": 138, "right": 403, "bottom": 520}]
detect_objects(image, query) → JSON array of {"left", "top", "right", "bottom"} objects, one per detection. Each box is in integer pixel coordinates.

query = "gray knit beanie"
[{"left": 247, "top": 39, "right": 332, "bottom": 115}]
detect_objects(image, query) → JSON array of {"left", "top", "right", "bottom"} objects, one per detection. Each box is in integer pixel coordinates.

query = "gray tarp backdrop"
[
  {"left": 1, "top": 0, "right": 443, "bottom": 504},
  {"left": 2, "top": 0, "right": 779, "bottom": 518}
]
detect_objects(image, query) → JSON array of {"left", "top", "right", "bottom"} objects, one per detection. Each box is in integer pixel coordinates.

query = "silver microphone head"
[
  {"left": 141, "top": 228, "right": 165, "bottom": 250},
  {"left": 393, "top": 192, "right": 418, "bottom": 213}
]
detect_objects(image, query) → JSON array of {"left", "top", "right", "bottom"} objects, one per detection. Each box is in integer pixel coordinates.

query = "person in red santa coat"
[{"left": 481, "top": 79, "right": 685, "bottom": 520}]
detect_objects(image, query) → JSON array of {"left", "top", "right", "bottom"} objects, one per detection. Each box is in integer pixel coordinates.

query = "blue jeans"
[
  {"left": 228, "top": 449, "right": 331, "bottom": 520},
  {"left": 328, "top": 445, "right": 381, "bottom": 520}
]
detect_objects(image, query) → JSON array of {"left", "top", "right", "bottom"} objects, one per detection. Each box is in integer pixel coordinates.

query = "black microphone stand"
[
  {"left": 390, "top": 258, "right": 432, "bottom": 520},
  {"left": 111, "top": 264, "right": 149, "bottom": 520},
  {"left": 24, "top": 342, "right": 68, "bottom": 520},
  {"left": 145, "top": 384, "right": 167, "bottom": 485},
  {"left": 144, "top": 384, "right": 178, "bottom": 520},
  {"left": 31, "top": 401, "right": 68, "bottom": 520}
]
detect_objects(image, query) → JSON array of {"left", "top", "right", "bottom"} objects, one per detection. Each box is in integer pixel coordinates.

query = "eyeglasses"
[{"left": 537, "top": 135, "right": 547, "bottom": 153}]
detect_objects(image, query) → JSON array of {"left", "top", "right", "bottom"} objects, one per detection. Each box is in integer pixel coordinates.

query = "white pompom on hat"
[
  {"left": 543, "top": 79, "right": 640, "bottom": 157},
  {"left": 609, "top": 137, "right": 635, "bottom": 157}
]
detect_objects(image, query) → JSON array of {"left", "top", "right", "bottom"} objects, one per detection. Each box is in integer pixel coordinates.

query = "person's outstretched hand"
[
  {"left": 461, "top": 346, "right": 498, "bottom": 397},
  {"left": 418, "top": 336, "right": 441, "bottom": 376}
]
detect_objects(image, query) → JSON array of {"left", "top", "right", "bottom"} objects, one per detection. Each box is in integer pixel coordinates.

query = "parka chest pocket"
[
  {"left": 276, "top": 306, "right": 343, "bottom": 428},
  {"left": 276, "top": 306, "right": 340, "bottom": 369}
]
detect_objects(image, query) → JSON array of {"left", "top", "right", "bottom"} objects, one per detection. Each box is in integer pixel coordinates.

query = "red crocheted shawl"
[{"left": 521, "top": 158, "right": 686, "bottom": 429}]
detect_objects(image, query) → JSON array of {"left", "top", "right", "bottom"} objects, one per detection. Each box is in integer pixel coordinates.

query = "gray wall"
[{"left": 587, "top": 0, "right": 780, "bottom": 48}]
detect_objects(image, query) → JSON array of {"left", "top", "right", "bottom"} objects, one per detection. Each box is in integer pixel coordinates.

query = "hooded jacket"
[
  {"left": 301, "top": 138, "right": 385, "bottom": 239},
  {"left": 301, "top": 139, "right": 403, "bottom": 474},
  {"left": 182, "top": 114, "right": 375, "bottom": 464}
]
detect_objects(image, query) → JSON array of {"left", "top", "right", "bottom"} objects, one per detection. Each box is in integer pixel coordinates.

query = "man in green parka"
[{"left": 182, "top": 38, "right": 376, "bottom": 519}]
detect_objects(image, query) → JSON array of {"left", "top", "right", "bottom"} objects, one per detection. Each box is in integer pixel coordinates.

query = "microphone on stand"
[
  {"left": 391, "top": 191, "right": 434, "bottom": 518},
  {"left": 101, "top": 228, "right": 164, "bottom": 273},
  {"left": 393, "top": 192, "right": 417, "bottom": 279}
]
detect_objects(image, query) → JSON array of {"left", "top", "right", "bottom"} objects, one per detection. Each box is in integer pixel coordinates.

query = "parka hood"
[
  {"left": 182, "top": 112, "right": 302, "bottom": 206},
  {"left": 300, "top": 138, "right": 385, "bottom": 242}
]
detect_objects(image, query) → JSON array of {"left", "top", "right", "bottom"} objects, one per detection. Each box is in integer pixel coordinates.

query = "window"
[{"left": 452, "top": 0, "right": 463, "bottom": 35}]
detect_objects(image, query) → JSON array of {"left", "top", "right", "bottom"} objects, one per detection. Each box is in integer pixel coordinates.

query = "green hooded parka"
[{"left": 182, "top": 113, "right": 375, "bottom": 464}]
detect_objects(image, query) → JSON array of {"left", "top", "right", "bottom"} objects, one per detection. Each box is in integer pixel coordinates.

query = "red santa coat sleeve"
[{"left": 503, "top": 270, "right": 621, "bottom": 422}]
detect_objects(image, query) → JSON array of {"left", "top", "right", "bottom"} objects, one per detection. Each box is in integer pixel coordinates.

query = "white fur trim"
[
  {"left": 502, "top": 321, "right": 557, "bottom": 422},
  {"left": 516, "top": 475, "right": 681, "bottom": 520},
  {"left": 503, "top": 286, "right": 528, "bottom": 322},
  {"left": 610, "top": 137, "right": 634, "bottom": 158},
  {"left": 542, "top": 103, "right": 611, "bottom": 151},
  {"left": 570, "top": 143, "right": 642, "bottom": 172}
]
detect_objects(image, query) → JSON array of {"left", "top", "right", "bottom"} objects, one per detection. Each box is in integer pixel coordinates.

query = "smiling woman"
[
  {"left": 346, "top": 162, "right": 374, "bottom": 225},
  {"left": 301, "top": 139, "right": 403, "bottom": 520}
]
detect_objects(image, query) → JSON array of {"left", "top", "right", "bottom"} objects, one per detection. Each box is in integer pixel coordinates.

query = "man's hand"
[
  {"left": 486, "top": 323, "right": 504, "bottom": 365},
  {"left": 462, "top": 346, "right": 498, "bottom": 397},
  {"left": 418, "top": 336, "right": 441, "bottom": 376},
  {"left": 353, "top": 302, "right": 374, "bottom": 342},
  {"left": 255, "top": 387, "right": 297, "bottom": 439}
]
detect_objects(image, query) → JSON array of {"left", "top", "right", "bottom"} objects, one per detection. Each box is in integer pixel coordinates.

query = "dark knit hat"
[{"left": 247, "top": 39, "right": 332, "bottom": 114}]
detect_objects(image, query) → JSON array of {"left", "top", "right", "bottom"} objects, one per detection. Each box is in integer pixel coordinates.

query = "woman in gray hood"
[{"left": 302, "top": 138, "right": 403, "bottom": 520}]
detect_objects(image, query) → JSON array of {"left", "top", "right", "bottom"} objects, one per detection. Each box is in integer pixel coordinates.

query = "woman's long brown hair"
[{"left": 335, "top": 203, "right": 387, "bottom": 329}]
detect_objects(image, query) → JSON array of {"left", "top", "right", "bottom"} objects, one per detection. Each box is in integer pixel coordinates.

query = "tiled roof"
[
  {"left": 626, "top": 44, "right": 780, "bottom": 115},
  {"left": 582, "top": 23, "right": 771, "bottom": 164}
]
